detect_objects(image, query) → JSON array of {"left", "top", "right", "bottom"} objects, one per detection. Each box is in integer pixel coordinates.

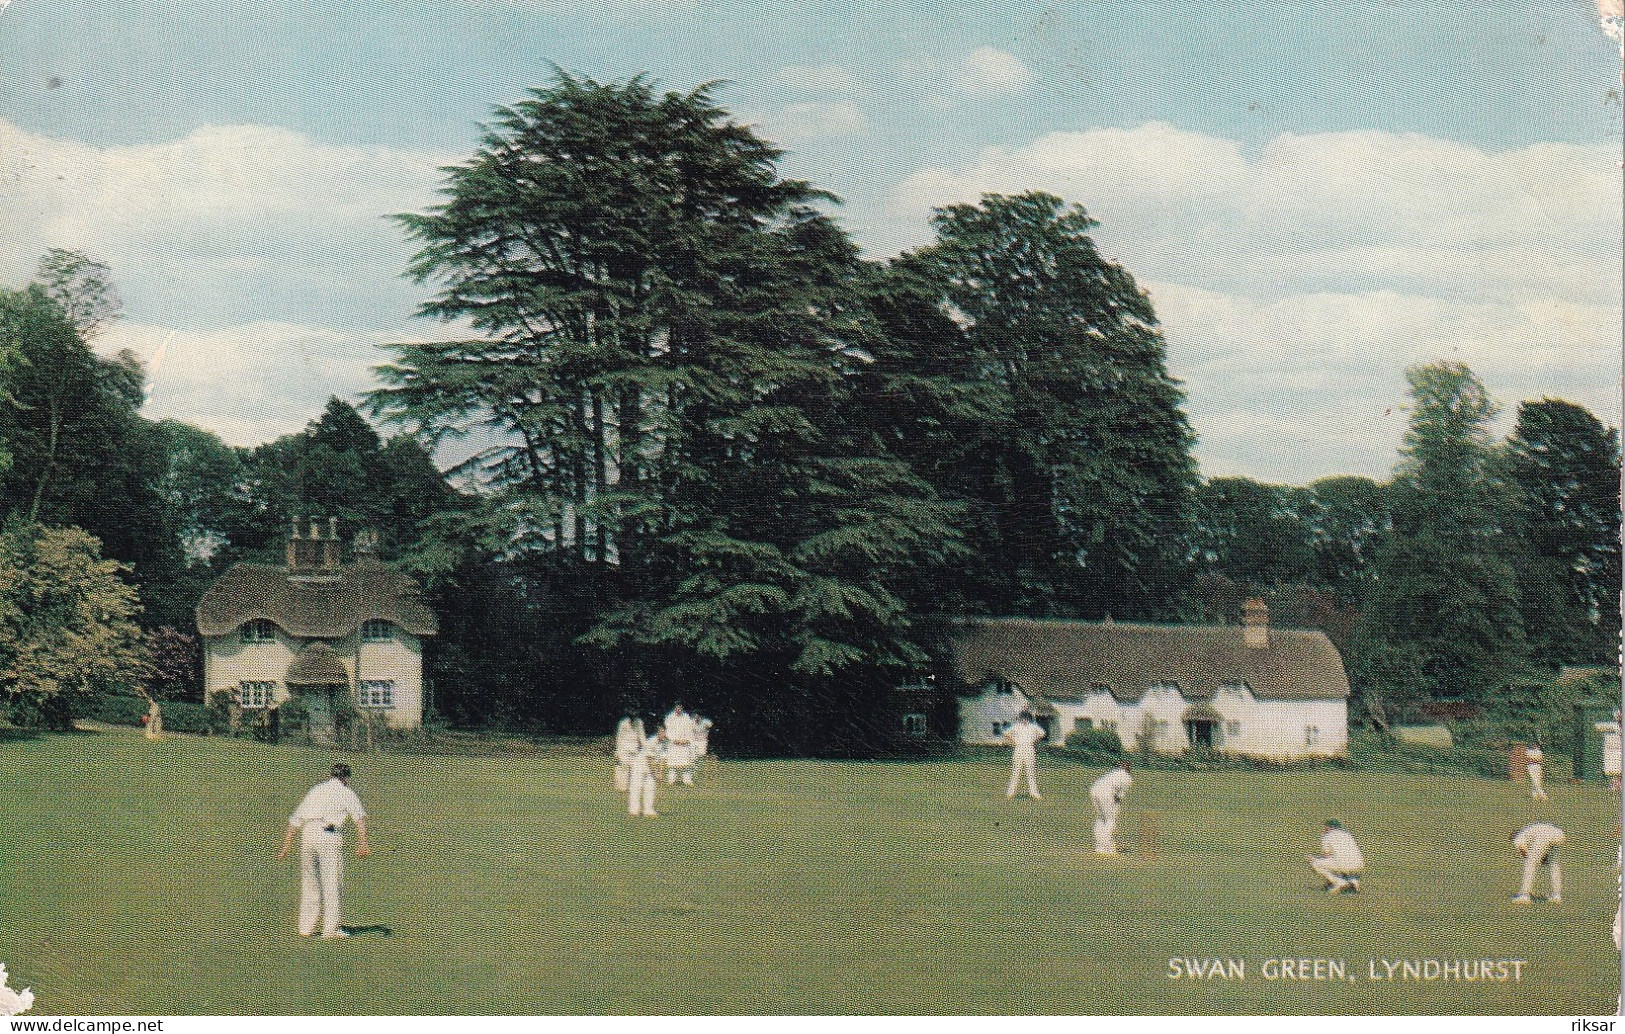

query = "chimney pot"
[{"left": 1242, "top": 598, "right": 1270, "bottom": 648}]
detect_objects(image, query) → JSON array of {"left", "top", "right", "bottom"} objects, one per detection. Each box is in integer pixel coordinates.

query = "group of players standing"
[{"left": 613, "top": 703, "right": 714, "bottom": 818}]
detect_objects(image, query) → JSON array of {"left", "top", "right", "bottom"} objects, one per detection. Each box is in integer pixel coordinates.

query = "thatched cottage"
[
  {"left": 952, "top": 601, "right": 1351, "bottom": 759},
  {"left": 195, "top": 518, "right": 438, "bottom": 738}
]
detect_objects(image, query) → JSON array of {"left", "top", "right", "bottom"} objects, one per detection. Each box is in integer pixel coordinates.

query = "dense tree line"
[{"left": 0, "top": 75, "right": 1616, "bottom": 749}]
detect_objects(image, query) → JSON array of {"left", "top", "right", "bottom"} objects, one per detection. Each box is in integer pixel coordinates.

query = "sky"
[{"left": 0, "top": 0, "right": 1619, "bottom": 482}]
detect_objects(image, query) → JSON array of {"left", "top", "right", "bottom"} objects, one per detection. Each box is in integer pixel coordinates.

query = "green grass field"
[{"left": 0, "top": 725, "right": 1619, "bottom": 1015}]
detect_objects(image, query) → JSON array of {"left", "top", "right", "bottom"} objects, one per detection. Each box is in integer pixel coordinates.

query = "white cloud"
[
  {"left": 96, "top": 319, "right": 387, "bottom": 446},
  {"left": 1149, "top": 281, "right": 1622, "bottom": 481},
  {"left": 0, "top": 120, "right": 453, "bottom": 325},
  {"left": 958, "top": 47, "right": 1030, "bottom": 94}
]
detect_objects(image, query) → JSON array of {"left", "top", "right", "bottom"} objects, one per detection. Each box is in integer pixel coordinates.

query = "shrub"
[
  {"left": 206, "top": 692, "right": 235, "bottom": 735},
  {"left": 1348, "top": 732, "right": 1510, "bottom": 779},
  {"left": 278, "top": 696, "right": 309, "bottom": 740},
  {"left": 89, "top": 694, "right": 149, "bottom": 727},
  {"left": 1064, "top": 725, "right": 1124, "bottom": 765},
  {"left": 160, "top": 701, "right": 212, "bottom": 734}
]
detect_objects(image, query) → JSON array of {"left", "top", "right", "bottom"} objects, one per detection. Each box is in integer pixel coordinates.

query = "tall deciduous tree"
[
  {"left": 901, "top": 192, "right": 1197, "bottom": 619},
  {"left": 0, "top": 524, "right": 148, "bottom": 728},
  {"left": 1356, "top": 363, "right": 1526, "bottom": 714},
  {"left": 1503, "top": 398, "right": 1622, "bottom": 666}
]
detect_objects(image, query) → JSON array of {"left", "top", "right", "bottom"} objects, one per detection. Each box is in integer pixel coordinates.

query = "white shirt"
[
  {"left": 1514, "top": 823, "right": 1565, "bottom": 853},
  {"left": 1004, "top": 720, "right": 1045, "bottom": 749},
  {"left": 615, "top": 718, "right": 643, "bottom": 759},
  {"left": 1091, "top": 768, "right": 1133, "bottom": 801},
  {"left": 664, "top": 711, "right": 698, "bottom": 743},
  {"left": 1525, "top": 746, "right": 1543, "bottom": 764},
  {"left": 289, "top": 778, "right": 366, "bottom": 833},
  {"left": 1319, "top": 828, "right": 1364, "bottom": 870}
]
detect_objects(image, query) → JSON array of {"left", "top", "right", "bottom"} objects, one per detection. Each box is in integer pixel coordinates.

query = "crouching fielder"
[
  {"left": 1090, "top": 761, "right": 1133, "bottom": 854},
  {"left": 1309, "top": 818, "right": 1364, "bottom": 893},
  {"left": 276, "top": 762, "right": 371, "bottom": 939},
  {"left": 1511, "top": 821, "right": 1565, "bottom": 904}
]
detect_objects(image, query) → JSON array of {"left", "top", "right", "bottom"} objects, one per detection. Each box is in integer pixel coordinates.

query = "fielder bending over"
[
  {"left": 1090, "top": 760, "right": 1133, "bottom": 854},
  {"left": 276, "top": 762, "right": 371, "bottom": 939},
  {"left": 1511, "top": 821, "right": 1565, "bottom": 904}
]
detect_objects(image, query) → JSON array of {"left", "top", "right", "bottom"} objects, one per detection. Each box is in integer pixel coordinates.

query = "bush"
[
  {"left": 1063, "top": 725, "right": 1125, "bottom": 765},
  {"left": 278, "top": 696, "right": 309, "bottom": 740},
  {"left": 88, "top": 694, "right": 149, "bottom": 727},
  {"left": 1348, "top": 732, "right": 1510, "bottom": 779},
  {"left": 207, "top": 691, "right": 235, "bottom": 735},
  {"left": 161, "top": 701, "right": 212, "bottom": 734},
  {"left": 3, "top": 692, "right": 76, "bottom": 730}
]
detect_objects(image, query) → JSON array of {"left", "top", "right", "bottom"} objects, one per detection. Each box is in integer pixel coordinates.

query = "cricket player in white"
[
  {"left": 1309, "top": 818, "right": 1365, "bottom": 893},
  {"left": 1525, "top": 744, "right": 1547, "bottom": 800},
  {"left": 1003, "top": 710, "right": 1045, "bottom": 799},
  {"left": 1090, "top": 761, "right": 1133, "bottom": 854},
  {"left": 613, "top": 715, "right": 644, "bottom": 792},
  {"left": 1511, "top": 822, "right": 1565, "bottom": 903},
  {"left": 663, "top": 703, "right": 699, "bottom": 785},
  {"left": 627, "top": 731, "right": 662, "bottom": 817},
  {"left": 276, "top": 762, "right": 370, "bottom": 938}
]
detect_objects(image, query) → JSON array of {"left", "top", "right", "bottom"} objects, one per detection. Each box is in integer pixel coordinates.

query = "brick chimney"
[
  {"left": 287, "top": 516, "right": 341, "bottom": 571},
  {"left": 1242, "top": 598, "right": 1270, "bottom": 648}
]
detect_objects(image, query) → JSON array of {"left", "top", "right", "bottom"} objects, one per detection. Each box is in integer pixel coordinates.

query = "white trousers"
[
  {"left": 1006, "top": 746, "right": 1039, "bottom": 798},
  {"left": 1310, "top": 857, "right": 1362, "bottom": 888},
  {"left": 666, "top": 743, "right": 695, "bottom": 784},
  {"left": 1518, "top": 835, "right": 1564, "bottom": 899},
  {"left": 628, "top": 764, "right": 658, "bottom": 816},
  {"left": 1527, "top": 763, "right": 1546, "bottom": 799},
  {"left": 1092, "top": 794, "right": 1120, "bottom": 853},
  {"left": 298, "top": 830, "right": 344, "bottom": 937}
]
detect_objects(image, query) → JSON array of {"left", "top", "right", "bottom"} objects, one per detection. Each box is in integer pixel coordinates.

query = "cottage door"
[
  {"left": 303, "top": 687, "right": 336, "bottom": 745},
  {"left": 1187, "top": 720, "right": 1215, "bottom": 750}
]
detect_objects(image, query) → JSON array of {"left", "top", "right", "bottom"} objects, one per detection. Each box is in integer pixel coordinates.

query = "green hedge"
[
  {"left": 1347, "top": 733, "right": 1511, "bottom": 779},
  {"left": 82, "top": 695, "right": 216, "bottom": 735}
]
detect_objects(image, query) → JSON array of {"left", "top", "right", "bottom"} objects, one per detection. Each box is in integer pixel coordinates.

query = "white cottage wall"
[{"left": 203, "top": 626, "right": 425, "bottom": 729}]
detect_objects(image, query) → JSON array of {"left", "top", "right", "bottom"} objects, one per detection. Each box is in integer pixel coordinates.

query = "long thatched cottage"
[
  {"left": 952, "top": 601, "right": 1351, "bottom": 759},
  {"left": 195, "top": 518, "right": 438, "bottom": 739}
]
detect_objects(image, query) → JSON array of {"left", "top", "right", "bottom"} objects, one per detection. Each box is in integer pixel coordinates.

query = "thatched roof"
[
  {"left": 286, "top": 642, "right": 349, "bottom": 685},
  {"left": 196, "top": 559, "right": 438, "bottom": 639},
  {"left": 946, "top": 617, "right": 1349, "bottom": 703}
]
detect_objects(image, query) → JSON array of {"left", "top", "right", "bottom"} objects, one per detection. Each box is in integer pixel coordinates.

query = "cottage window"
[
  {"left": 237, "top": 681, "right": 275, "bottom": 709},
  {"left": 359, "top": 680, "right": 396, "bottom": 709},
  {"left": 1100, "top": 719, "right": 1118, "bottom": 733},
  {"left": 901, "top": 713, "right": 928, "bottom": 737},
  {"left": 240, "top": 620, "right": 276, "bottom": 644},
  {"left": 1305, "top": 725, "right": 1320, "bottom": 746},
  {"left": 361, "top": 620, "right": 394, "bottom": 642},
  {"left": 1226, "top": 720, "right": 1242, "bottom": 737},
  {"left": 991, "top": 721, "right": 1009, "bottom": 736}
]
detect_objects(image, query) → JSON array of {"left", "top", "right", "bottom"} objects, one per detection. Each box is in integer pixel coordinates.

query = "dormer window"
[
  {"left": 361, "top": 620, "right": 394, "bottom": 643},
  {"left": 240, "top": 620, "right": 276, "bottom": 644}
]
